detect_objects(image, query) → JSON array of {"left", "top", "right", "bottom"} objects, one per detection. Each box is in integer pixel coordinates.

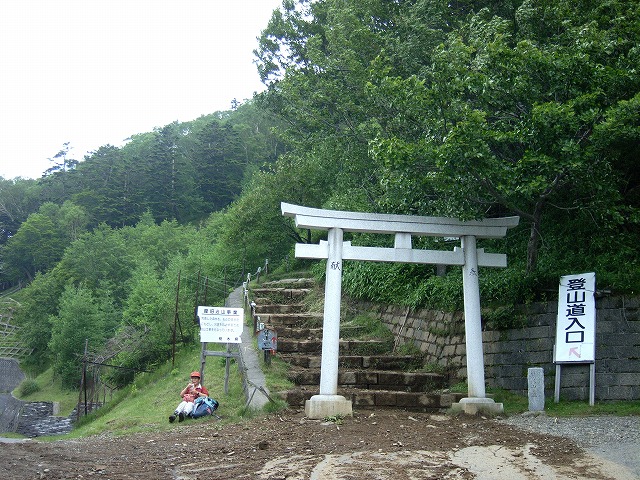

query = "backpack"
[{"left": 191, "top": 396, "right": 219, "bottom": 418}]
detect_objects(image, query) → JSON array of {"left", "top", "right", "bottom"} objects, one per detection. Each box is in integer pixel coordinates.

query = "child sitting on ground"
[{"left": 169, "top": 371, "right": 209, "bottom": 423}]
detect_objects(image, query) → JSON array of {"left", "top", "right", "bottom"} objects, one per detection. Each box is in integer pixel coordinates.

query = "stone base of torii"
[{"left": 281, "top": 203, "right": 519, "bottom": 418}]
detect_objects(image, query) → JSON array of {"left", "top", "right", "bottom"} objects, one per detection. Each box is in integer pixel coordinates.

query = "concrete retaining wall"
[
  {"left": 0, "top": 358, "right": 75, "bottom": 437},
  {"left": 358, "top": 295, "right": 640, "bottom": 402},
  {"left": 0, "top": 358, "right": 24, "bottom": 393}
]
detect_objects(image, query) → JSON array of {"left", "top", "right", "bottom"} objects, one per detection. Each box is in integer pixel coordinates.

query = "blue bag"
[{"left": 190, "top": 396, "right": 219, "bottom": 418}]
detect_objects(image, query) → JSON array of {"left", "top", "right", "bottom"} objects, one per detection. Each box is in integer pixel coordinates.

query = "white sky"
[{"left": 0, "top": 0, "right": 282, "bottom": 180}]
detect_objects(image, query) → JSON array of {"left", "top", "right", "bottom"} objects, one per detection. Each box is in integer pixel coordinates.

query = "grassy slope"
[{"left": 15, "top": 343, "right": 258, "bottom": 439}]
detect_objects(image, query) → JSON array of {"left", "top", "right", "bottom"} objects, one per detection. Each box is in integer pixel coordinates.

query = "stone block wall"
[{"left": 357, "top": 295, "right": 640, "bottom": 402}]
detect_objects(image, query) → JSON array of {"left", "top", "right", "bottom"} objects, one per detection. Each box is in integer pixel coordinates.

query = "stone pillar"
[
  {"left": 461, "top": 235, "right": 485, "bottom": 398},
  {"left": 528, "top": 367, "right": 545, "bottom": 412},
  {"left": 305, "top": 227, "right": 352, "bottom": 419},
  {"left": 452, "top": 235, "right": 503, "bottom": 415}
]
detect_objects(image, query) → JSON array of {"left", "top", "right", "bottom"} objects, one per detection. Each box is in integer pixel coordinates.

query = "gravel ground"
[
  {"left": 2, "top": 409, "right": 637, "bottom": 480},
  {"left": 499, "top": 413, "right": 640, "bottom": 476}
]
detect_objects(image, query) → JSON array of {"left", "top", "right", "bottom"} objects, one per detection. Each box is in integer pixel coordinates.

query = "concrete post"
[
  {"left": 461, "top": 235, "right": 486, "bottom": 398},
  {"left": 319, "top": 227, "right": 343, "bottom": 395},
  {"left": 528, "top": 367, "right": 545, "bottom": 411},
  {"left": 305, "top": 227, "right": 352, "bottom": 419},
  {"left": 452, "top": 235, "right": 503, "bottom": 415}
]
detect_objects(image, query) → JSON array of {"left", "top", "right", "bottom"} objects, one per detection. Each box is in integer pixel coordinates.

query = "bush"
[{"left": 18, "top": 379, "right": 41, "bottom": 397}]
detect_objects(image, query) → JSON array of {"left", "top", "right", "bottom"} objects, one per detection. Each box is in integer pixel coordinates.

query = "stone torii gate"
[{"left": 281, "top": 202, "right": 519, "bottom": 419}]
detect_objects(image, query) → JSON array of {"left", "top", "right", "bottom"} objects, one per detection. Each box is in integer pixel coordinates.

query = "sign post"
[
  {"left": 197, "top": 306, "right": 244, "bottom": 394},
  {"left": 553, "top": 272, "right": 596, "bottom": 405},
  {"left": 257, "top": 328, "right": 277, "bottom": 365}
]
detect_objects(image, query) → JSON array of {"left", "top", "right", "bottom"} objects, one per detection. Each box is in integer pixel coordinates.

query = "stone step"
[
  {"left": 254, "top": 304, "right": 307, "bottom": 314},
  {"left": 281, "top": 354, "right": 424, "bottom": 370},
  {"left": 260, "top": 278, "right": 316, "bottom": 289},
  {"left": 257, "top": 312, "right": 323, "bottom": 327},
  {"left": 264, "top": 326, "right": 323, "bottom": 339},
  {"left": 287, "top": 369, "right": 446, "bottom": 390},
  {"left": 277, "top": 339, "right": 393, "bottom": 355},
  {"left": 266, "top": 325, "right": 376, "bottom": 339},
  {"left": 251, "top": 288, "right": 312, "bottom": 303},
  {"left": 250, "top": 277, "right": 460, "bottom": 414},
  {"left": 278, "top": 388, "right": 463, "bottom": 412}
]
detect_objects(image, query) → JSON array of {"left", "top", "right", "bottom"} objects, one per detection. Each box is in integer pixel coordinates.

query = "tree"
[
  {"left": 366, "top": 1, "right": 640, "bottom": 272},
  {"left": 0, "top": 177, "right": 40, "bottom": 246},
  {"left": 57, "top": 201, "right": 90, "bottom": 242},
  {"left": 58, "top": 223, "right": 134, "bottom": 305},
  {"left": 2, "top": 209, "right": 65, "bottom": 282},
  {"left": 48, "top": 285, "right": 117, "bottom": 387},
  {"left": 189, "top": 118, "right": 244, "bottom": 212},
  {"left": 255, "top": 0, "right": 395, "bottom": 211},
  {"left": 14, "top": 267, "right": 69, "bottom": 369}
]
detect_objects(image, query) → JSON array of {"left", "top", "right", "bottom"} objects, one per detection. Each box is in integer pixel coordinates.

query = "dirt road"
[{"left": 1, "top": 409, "right": 637, "bottom": 480}]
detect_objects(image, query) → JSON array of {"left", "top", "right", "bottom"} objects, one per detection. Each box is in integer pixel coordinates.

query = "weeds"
[
  {"left": 323, "top": 414, "right": 344, "bottom": 425},
  {"left": 18, "top": 379, "right": 41, "bottom": 396}
]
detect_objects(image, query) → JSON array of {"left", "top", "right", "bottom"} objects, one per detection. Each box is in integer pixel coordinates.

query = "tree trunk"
[{"left": 526, "top": 210, "right": 543, "bottom": 273}]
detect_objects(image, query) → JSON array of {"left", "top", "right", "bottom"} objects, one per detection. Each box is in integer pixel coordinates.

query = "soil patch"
[{"left": 0, "top": 409, "right": 636, "bottom": 479}]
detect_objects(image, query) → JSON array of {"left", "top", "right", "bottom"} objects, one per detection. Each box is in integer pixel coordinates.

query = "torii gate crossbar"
[{"left": 281, "top": 202, "right": 519, "bottom": 418}]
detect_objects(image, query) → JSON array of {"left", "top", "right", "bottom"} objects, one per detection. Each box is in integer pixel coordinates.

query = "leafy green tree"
[
  {"left": 254, "top": 0, "right": 395, "bottom": 211},
  {"left": 247, "top": 0, "right": 639, "bottom": 293},
  {"left": 14, "top": 266, "right": 69, "bottom": 369},
  {"left": 366, "top": 1, "right": 640, "bottom": 272},
  {"left": 121, "top": 212, "right": 198, "bottom": 274},
  {"left": 102, "top": 259, "right": 175, "bottom": 385},
  {"left": 57, "top": 224, "right": 134, "bottom": 305},
  {"left": 48, "top": 285, "right": 118, "bottom": 387},
  {"left": 56, "top": 200, "right": 90, "bottom": 242},
  {"left": 38, "top": 143, "right": 81, "bottom": 204},
  {"left": 67, "top": 145, "right": 132, "bottom": 227},
  {"left": 0, "top": 177, "right": 40, "bottom": 246},
  {"left": 188, "top": 117, "right": 244, "bottom": 212},
  {"left": 2, "top": 209, "right": 65, "bottom": 282}
]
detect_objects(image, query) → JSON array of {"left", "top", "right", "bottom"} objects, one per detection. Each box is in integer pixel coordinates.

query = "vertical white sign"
[
  {"left": 554, "top": 272, "right": 596, "bottom": 363},
  {"left": 197, "top": 306, "right": 244, "bottom": 343}
]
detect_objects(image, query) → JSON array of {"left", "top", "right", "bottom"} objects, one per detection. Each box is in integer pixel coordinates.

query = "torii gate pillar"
[
  {"left": 282, "top": 203, "right": 518, "bottom": 418},
  {"left": 305, "top": 227, "right": 354, "bottom": 419},
  {"left": 452, "top": 235, "right": 502, "bottom": 415}
]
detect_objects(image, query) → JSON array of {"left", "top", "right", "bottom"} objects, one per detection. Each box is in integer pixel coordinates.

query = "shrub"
[{"left": 19, "top": 379, "right": 41, "bottom": 397}]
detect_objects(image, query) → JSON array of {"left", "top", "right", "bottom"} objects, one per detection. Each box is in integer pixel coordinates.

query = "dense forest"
[{"left": 1, "top": 0, "right": 638, "bottom": 388}]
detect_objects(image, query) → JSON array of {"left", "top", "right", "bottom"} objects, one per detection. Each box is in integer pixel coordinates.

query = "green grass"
[
  {"left": 65, "top": 289, "right": 292, "bottom": 438},
  {"left": 16, "top": 367, "right": 79, "bottom": 415},
  {"left": 340, "top": 313, "right": 395, "bottom": 341},
  {"left": 69, "top": 345, "right": 261, "bottom": 438},
  {"left": 488, "top": 387, "right": 640, "bottom": 417},
  {"left": 544, "top": 399, "right": 640, "bottom": 416},
  {"left": 12, "top": 342, "right": 279, "bottom": 440},
  {"left": 260, "top": 353, "right": 296, "bottom": 393}
]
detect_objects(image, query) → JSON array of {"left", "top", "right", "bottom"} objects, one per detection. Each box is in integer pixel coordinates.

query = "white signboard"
[
  {"left": 197, "top": 306, "right": 244, "bottom": 344},
  {"left": 554, "top": 272, "right": 596, "bottom": 363}
]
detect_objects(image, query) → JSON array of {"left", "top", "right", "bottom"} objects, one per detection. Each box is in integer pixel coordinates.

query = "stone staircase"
[{"left": 251, "top": 277, "right": 460, "bottom": 412}]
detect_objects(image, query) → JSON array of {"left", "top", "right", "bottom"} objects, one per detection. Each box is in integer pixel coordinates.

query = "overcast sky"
[{"left": 0, "top": 0, "right": 282, "bottom": 180}]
